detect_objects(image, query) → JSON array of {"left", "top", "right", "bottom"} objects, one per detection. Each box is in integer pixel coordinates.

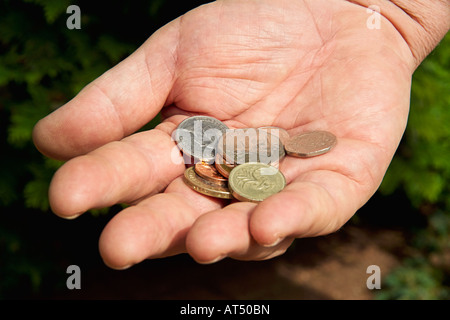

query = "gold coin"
[
  {"left": 285, "top": 131, "right": 337, "bottom": 158},
  {"left": 183, "top": 167, "right": 232, "bottom": 199},
  {"left": 228, "top": 163, "right": 286, "bottom": 203}
]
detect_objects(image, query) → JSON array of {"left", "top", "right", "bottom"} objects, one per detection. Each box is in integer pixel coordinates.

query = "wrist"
[{"left": 346, "top": 0, "right": 450, "bottom": 67}]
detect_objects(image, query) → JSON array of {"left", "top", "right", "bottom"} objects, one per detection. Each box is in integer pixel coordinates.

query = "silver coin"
[{"left": 173, "top": 116, "right": 229, "bottom": 163}]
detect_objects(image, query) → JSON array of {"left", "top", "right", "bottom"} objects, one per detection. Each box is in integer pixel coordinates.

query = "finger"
[
  {"left": 185, "top": 202, "right": 294, "bottom": 264},
  {"left": 49, "top": 121, "right": 184, "bottom": 218},
  {"left": 249, "top": 139, "right": 384, "bottom": 246},
  {"left": 99, "top": 177, "right": 228, "bottom": 269},
  {"left": 249, "top": 172, "right": 354, "bottom": 247},
  {"left": 33, "top": 19, "right": 180, "bottom": 160}
]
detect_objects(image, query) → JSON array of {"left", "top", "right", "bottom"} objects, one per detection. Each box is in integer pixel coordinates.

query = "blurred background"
[{"left": 0, "top": 0, "right": 449, "bottom": 300}]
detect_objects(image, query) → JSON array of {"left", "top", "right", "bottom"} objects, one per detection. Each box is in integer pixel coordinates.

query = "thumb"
[{"left": 32, "top": 19, "right": 180, "bottom": 160}]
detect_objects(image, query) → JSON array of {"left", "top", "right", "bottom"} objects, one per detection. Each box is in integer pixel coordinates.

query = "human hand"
[{"left": 32, "top": 0, "right": 440, "bottom": 268}]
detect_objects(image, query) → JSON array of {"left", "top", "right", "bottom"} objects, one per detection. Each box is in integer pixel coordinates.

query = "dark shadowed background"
[{"left": 0, "top": 0, "right": 449, "bottom": 300}]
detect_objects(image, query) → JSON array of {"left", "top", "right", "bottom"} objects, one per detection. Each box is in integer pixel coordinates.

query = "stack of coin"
[
  {"left": 173, "top": 116, "right": 337, "bottom": 203},
  {"left": 183, "top": 165, "right": 233, "bottom": 199},
  {"left": 215, "top": 128, "right": 286, "bottom": 170}
]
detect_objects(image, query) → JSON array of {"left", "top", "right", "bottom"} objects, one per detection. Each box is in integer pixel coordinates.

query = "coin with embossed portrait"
[{"left": 228, "top": 162, "right": 286, "bottom": 203}]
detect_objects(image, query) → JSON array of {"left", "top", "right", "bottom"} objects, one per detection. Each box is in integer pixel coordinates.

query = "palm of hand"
[{"left": 34, "top": 0, "right": 414, "bottom": 268}]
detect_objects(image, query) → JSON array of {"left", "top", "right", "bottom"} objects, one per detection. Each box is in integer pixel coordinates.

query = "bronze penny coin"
[
  {"left": 215, "top": 162, "right": 235, "bottom": 178},
  {"left": 285, "top": 131, "right": 337, "bottom": 158},
  {"left": 214, "top": 154, "right": 235, "bottom": 178},
  {"left": 195, "top": 162, "right": 227, "bottom": 183}
]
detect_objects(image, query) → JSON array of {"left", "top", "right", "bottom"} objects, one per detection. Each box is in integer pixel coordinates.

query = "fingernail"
[
  {"left": 263, "top": 237, "right": 284, "bottom": 248},
  {"left": 104, "top": 261, "right": 133, "bottom": 270},
  {"left": 199, "top": 255, "right": 226, "bottom": 265},
  {"left": 58, "top": 213, "right": 82, "bottom": 220},
  {"left": 112, "top": 264, "right": 132, "bottom": 270}
]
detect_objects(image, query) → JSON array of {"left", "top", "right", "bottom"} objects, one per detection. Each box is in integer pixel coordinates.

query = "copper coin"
[
  {"left": 214, "top": 154, "right": 235, "bottom": 178},
  {"left": 285, "top": 131, "right": 337, "bottom": 158},
  {"left": 195, "top": 162, "right": 227, "bottom": 183}
]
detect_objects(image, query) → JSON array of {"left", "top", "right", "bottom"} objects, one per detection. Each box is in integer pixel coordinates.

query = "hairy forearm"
[{"left": 346, "top": 0, "right": 450, "bottom": 67}]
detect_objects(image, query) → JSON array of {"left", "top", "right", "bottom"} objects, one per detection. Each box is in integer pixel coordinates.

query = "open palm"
[{"left": 33, "top": 0, "right": 415, "bottom": 268}]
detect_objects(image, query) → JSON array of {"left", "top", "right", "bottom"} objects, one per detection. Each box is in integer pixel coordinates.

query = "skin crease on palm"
[{"left": 32, "top": 0, "right": 432, "bottom": 269}]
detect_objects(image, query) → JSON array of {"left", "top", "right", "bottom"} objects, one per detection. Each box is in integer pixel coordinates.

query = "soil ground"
[
  {"left": 59, "top": 225, "right": 405, "bottom": 300},
  {"left": 15, "top": 192, "right": 415, "bottom": 300}
]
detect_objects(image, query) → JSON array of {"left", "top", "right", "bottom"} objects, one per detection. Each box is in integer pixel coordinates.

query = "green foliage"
[
  {"left": 23, "top": 158, "right": 63, "bottom": 211},
  {"left": 376, "top": 257, "right": 449, "bottom": 300},
  {"left": 380, "top": 34, "right": 450, "bottom": 207},
  {"left": 377, "top": 34, "right": 450, "bottom": 300},
  {"left": 0, "top": 0, "right": 448, "bottom": 299},
  {"left": 23, "top": 0, "right": 72, "bottom": 24},
  {"left": 0, "top": 0, "right": 169, "bottom": 298},
  {"left": 0, "top": 0, "right": 150, "bottom": 209}
]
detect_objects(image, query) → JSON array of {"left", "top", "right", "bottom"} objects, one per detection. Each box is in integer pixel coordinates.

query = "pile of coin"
[{"left": 173, "top": 116, "right": 336, "bottom": 203}]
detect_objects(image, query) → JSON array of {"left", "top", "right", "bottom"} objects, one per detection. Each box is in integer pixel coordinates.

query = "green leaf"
[
  {"left": 24, "top": 0, "right": 71, "bottom": 24},
  {"left": 7, "top": 101, "right": 49, "bottom": 147},
  {"left": 23, "top": 179, "right": 50, "bottom": 211}
]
